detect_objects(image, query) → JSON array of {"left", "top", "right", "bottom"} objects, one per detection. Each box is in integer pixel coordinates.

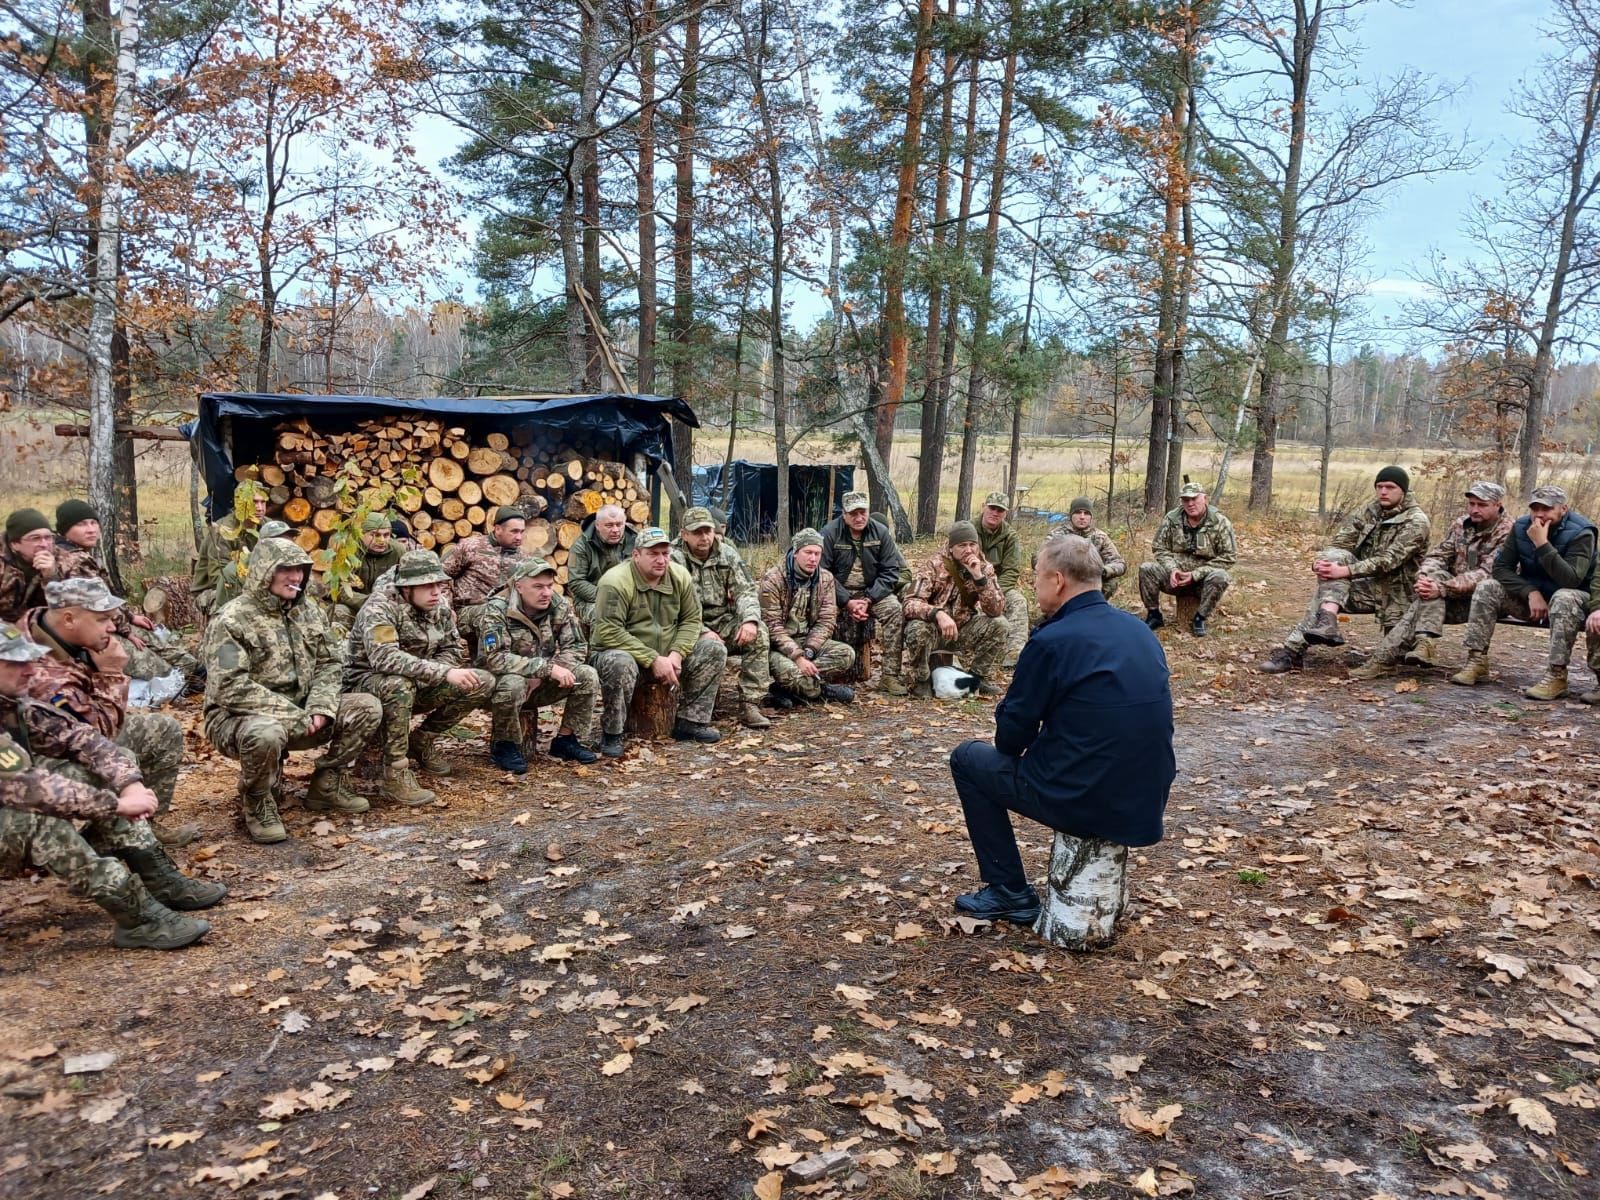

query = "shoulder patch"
[
  {"left": 216, "top": 640, "right": 243, "bottom": 669},
  {"left": 371, "top": 623, "right": 400, "bottom": 645},
  {"left": 0, "top": 747, "right": 22, "bottom": 772},
  {"left": 482, "top": 631, "right": 499, "bottom": 651}
]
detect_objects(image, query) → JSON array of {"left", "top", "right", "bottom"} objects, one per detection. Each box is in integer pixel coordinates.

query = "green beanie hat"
[
  {"left": 55, "top": 498, "right": 99, "bottom": 535},
  {"left": 947, "top": 520, "right": 979, "bottom": 547},
  {"left": 6, "top": 508, "right": 51, "bottom": 545}
]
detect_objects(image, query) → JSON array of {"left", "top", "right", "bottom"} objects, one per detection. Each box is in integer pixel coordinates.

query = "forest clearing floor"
[{"left": 2, "top": 519, "right": 1598, "bottom": 1200}]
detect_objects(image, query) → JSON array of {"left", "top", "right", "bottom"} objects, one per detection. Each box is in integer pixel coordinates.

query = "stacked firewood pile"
[{"left": 239, "top": 416, "right": 653, "bottom": 580}]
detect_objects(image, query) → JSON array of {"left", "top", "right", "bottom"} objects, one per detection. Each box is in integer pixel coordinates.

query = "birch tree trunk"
[{"left": 1033, "top": 833, "right": 1129, "bottom": 950}]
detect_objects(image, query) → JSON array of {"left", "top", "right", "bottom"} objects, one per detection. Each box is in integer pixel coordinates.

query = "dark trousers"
[{"left": 949, "top": 739, "right": 1059, "bottom": 890}]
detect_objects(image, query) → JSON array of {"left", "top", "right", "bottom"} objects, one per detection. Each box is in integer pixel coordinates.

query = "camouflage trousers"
[
  {"left": 488, "top": 666, "right": 599, "bottom": 745},
  {"left": 351, "top": 671, "right": 494, "bottom": 763},
  {"left": 1370, "top": 570, "right": 1472, "bottom": 662},
  {"left": 837, "top": 591, "right": 904, "bottom": 677},
  {"left": 1001, "top": 588, "right": 1030, "bottom": 665},
  {"left": 703, "top": 612, "right": 772, "bottom": 702},
  {"left": 207, "top": 693, "right": 383, "bottom": 799},
  {"left": 903, "top": 613, "right": 1008, "bottom": 682},
  {"left": 768, "top": 639, "right": 856, "bottom": 699},
  {"left": 1461, "top": 579, "right": 1590, "bottom": 668},
  {"left": 594, "top": 640, "right": 727, "bottom": 734},
  {"left": 0, "top": 807, "right": 146, "bottom": 909},
  {"left": 38, "top": 712, "right": 182, "bottom": 819},
  {"left": 1283, "top": 549, "right": 1411, "bottom": 654},
  {"left": 1101, "top": 574, "right": 1121, "bottom": 602},
  {"left": 1137, "top": 563, "right": 1231, "bottom": 618},
  {"left": 120, "top": 633, "right": 202, "bottom": 687}
]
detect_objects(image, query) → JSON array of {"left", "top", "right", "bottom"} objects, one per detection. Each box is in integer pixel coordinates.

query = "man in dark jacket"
[
  {"left": 947, "top": 535, "right": 1175, "bottom": 924},
  {"left": 820, "top": 493, "right": 907, "bottom": 695},
  {"left": 1452, "top": 484, "right": 1597, "bottom": 699}
]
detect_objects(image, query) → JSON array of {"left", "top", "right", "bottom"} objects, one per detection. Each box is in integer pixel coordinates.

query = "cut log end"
[{"left": 1032, "top": 833, "right": 1130, "bottom": 951}]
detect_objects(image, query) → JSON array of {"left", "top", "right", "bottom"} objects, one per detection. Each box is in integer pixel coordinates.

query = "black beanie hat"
[
  {"left": 1375, "top": 465, "right": 1410, "bottom": 493},
  {"left": 6, "top": 508, "right": 51, "bottom": 545},
  {"left": 55, "top": 498, "right": 99, "bottom": 535}
]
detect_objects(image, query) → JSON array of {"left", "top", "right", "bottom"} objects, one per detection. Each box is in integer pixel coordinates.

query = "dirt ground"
[{"left": 2, "top": 521, "right": 1598, "bottom": 1200}]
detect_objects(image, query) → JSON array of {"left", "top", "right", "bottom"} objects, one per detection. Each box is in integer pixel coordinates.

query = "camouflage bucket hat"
[
  {"left": 681, "top": 506, "right": 716, "bottom": 532},
  {"left": 984, "top": 491, "right": 1011, "bottom": 511},
  {"left": 46, "top": 576, "right": 125, "bottom": 613},
  {"left": 0, "top": 622, "right": 49, "bottom": 663},
  {"left": 1178, "top": 482, "right": 1205, "bottom": 499},
  {"left": 842, "top": 492, "right": 869, "bottom": 513},
  {"left": 636, "top": 527, "right": 670, "bottom": 550},
  {"left": 510, "top": 556, "right": 557, "bottom": 582},
  {"left": 394, "top": 550, "right": 451, "bottom": 587}
]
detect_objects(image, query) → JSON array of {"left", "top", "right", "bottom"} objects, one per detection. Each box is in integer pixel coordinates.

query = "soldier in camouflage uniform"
[
  {"left": 0, "top": 624, "right": 223, "bottom": 948},
  {"left": 442, "top": 506, "right": 528, "bottom": 626},
  {"left": 345, "top": 550, "right": 493, "bottom": 803},
  {"left": 203, "top": 540, "right": 383, "bottom": 842},
  {"left": 1056, "top": 497, "right": 1126, "bottom": 599},
  {"left": 0, "top": 507, "right": 57, "bottom": 623},
  {"left": 977, "top": 492, "right": 1031, "bottom": 668},
  {"left": 1451, "top": 484, "right": 1598, "bottom": 700},
  {"left": 591, "top": 527, "right": 726, "bottom": 755},
  {"left": 194, "top": 482, "right": 269, "bottom": 616},
  {"left": 470, "top": 556, "right": 600, "bottom": 771},
  {"left": 1261, "top": 467, "right": 1431, "bottom": 672},
  {"left": 819, "top": 492, "right": 907, "bottom": 696},
  {"left": 673, "top": 505, "right": 773, "bottom": 728},
  {"left": 329, "top": 513, "right": 405, "bottom": 630},
  {"left": 568, "top": 505, "right": 636, "bottom": 627},
  {"left": 903, "top": 522, "right": 1009, "bottom": 698},
  {"left": 1138, "top": 483, "right": 1235, "bottom": 636},
  {"left": 209, "top": 518, "right": 296, "bottom": 613},
  {"left": 1349, "top": 481, "right": 1513, "bottom": 679},
  {"left": 17, "top": 577, "right": 195, "bottom": 847},
  {"left": 758, "top": 528, "right": 856, "bottom": 706}
]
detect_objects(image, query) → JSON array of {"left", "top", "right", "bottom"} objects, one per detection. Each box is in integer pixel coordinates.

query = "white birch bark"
[{"left": 1032, "top": 833, "right": 1129, "bottom": 950}]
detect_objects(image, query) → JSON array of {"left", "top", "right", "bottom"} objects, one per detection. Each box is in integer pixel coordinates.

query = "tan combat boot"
[
  {"left": 103, "top": 875, "right": 210, "bottom": 950},
  {"left": 305, "top": 767, "right": 371, "bottom": 814},
  {"left": 1347, "top": 656, "right": 1397, "bottom": 681},
  {"left": 1523, "top": 667, "right": 1569, "bottom": 701},
  {"left": 149, "top": 814, "right": 200, "bottom": 847},
  {"left": 241, "top": 790, "right": 288, "bottom": 844},
  {"left": 1450, "top": 652, "right": 1489, "bottom": 686},
  {"left": 408, "top": 731, "right": 454, "bottom": 776},
  {"left": 1402, "top": 638, "right": 1436, "bottom": 667},
  {"left": 739, "top": 702, "right": 772, "bottom": 729},
  {"left": 878, "top": 674, "right": 908, "bottom": 697},
  {"left": 381, "top": 763, "right": 436, "bottom": 807}
]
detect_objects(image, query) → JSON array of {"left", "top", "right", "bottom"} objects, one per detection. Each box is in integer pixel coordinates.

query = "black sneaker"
[
  {"left": 600, "top": 732, "right": 626, "bottom": 758},
  {"left": 672, "top": 720, "right": 722, "bottom": 744},
  {"left": 1144, "top": 610, "right": 1165, "bottom": 630},
  {"left": 954, "top": 883, "right": 1040, "bottom": 924},
  {"left": 549, "top": 733, "right": 599, "bottom": 764},
  {"left": 489, "top": 739, "right": 528, "bottom": 775},
  {"left": 1190, "top": 613, "right": 1207, "bottom": 637},
  {"left": 765, "top": 688, "right": 796, "bottom": 710},
  {"left": 820, "top": 683, "right": 855, "bottom": 704}
]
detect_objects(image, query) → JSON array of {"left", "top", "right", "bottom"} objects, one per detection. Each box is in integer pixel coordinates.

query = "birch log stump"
[
  {"left": 624, "top": 677, "right": 678, "bottom": 739},
  {"left": 1033, "top": 833, "right": 1130, "bottom": 949}
]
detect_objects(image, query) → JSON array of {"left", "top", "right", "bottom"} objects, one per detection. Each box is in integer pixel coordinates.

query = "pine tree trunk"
[
  {"left": 637, "top": 0, "right": 657, "bottom": 396},
  {"left": 915, "top": 1, "right": 959, "bottom": 536},
  {"left": 670, "top": 10, "right": 698, "bottom": 500}
]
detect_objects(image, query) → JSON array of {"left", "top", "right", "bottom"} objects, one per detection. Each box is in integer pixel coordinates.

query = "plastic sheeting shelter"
[
  {"left": 693, "top": 460, "right": 856, "bottom": 544},
  {"left": 195, "top": 391, "right": 698, "bottom": 516}
]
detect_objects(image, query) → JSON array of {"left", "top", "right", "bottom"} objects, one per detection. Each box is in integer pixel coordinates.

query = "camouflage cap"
[
  {"left": 1464, "top": 480, "right": 1506, "bottom": 503},
  {"left": 0, "top": 622, "right": 49, "bottom": 663},
  {"left": 681, "top": 506, "right": 716, "bottom": 531},
  {"left": 983, "top": 491, "right": 1011, "bottom": 511},
  {"left": 361, "top": 512, "right": 390, "bottom": 532},
  {"left": 1529, "top": 484, "right": 1568, "bottom": 507},
  {"left": 510, "top": 556, "right": 557, "bottom": 582},
  {"left": 393, "top": 549, "right": 451, "bottom": 587},
  {"left": 1178, "top": 482, "right": 1206, "bottom": 499},
  {"left": 259, "top": 519, "right": 292, "bottom": 539},
  {"left": 635, "top": 526, "right": 670, "bottom": 550},
  {"left": 46, "top": 576, "right": 125, "bottom": 612},
  {"left": 842, "top": 491, "right": 869, "bottom": 512}
]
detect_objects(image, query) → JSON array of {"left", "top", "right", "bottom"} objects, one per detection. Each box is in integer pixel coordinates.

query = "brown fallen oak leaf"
[
  {"left": 665, "top": 994, "right": 708, "bottom": 1014},
  {"left": 1507, "top": 1096, "right": 1556, "bottom": 1135},
  {"left": 1104, "top": 1054, "right": 1146, "bottom": 1080},
  {"left": 399, "top": 1177, "right": 439, "bottom": 1200},
  {"left": 972, "top": 1152, "right": 1017, "bottom": 1183},
  {"left": 1439, "top": 1140, "right": 1496, "bottom": 1169},
  {"left": 148, "top": 1130, "right": 204, "bottom": 1150},
  {"left": 1320, "top": 1158, "right": 1363, "bottom": 1177},
  {"left": 599, "top": 1052, "right": 633, "bottom": 1076},
  {"left": 1120, "top": 1102, "right": 1183, "bottom": 1138},
  {"left": 753, "top": 1171, "right": 783, "bottom": 1200}
]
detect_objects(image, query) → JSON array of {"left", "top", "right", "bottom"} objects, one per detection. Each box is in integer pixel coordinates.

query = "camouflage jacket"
[
  {"left": 443, "top": 534, "right": 523, "bottom": 608},
  {"left": 592, "top": 559, "right": 701, "bottom": 665},
  {"left": 1062, "top": 525, "right": 1127, "bottom": 579},
  {"left": 568, "top": 526, "right": 636, "bottom": 607},
  {"left": 903, "top": 552, "right": 1005, "bottom": 627},
  {"left": 338, "top": 544, "right": 404, "bottom": 609},
  {"left": 1421, "top": 511, "right": 1515, "bottom": 598},
  {"left": 0, "top": 692, "right": 142, "bottom": 799},
  {"left": 203, "top": 539, "right": 343, "bottom": 739},
  {"left": 976, "top": 521, "right": 1024, "bottom": 591},
  {"left": 672, "top": 537, "right": 760, "bottom": 628},
  {"left": 0, "top": 542, "right": 49, "bottom": 624},
  {"left": 0, "top": 725, "right": 119, "bottom": 821},
  {"left": 50, "top": 540, "right": 136, "bottom": 635},
  {"left": 1329, "top": 494, "right": 1431, "bottom": 583},
  {"left": 345, "top": 573, "right": 467, "bottom": 686},
  {"left": 194, "top": 516, "right": 261, "bottom": 610},
  {"left": 468, "top": 588, "right": 587, "bottom": 680},
  {"left": 758, "top": 557, "right": 840, "bottom": 658},
  {"left": 17, "top": 607, "right": 129, "bottom": 740},
  {"left": 1151, "top": 507, "right": 1237, "bottom": 575}
]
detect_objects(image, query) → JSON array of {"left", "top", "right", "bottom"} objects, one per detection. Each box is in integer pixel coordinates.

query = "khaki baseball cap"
[
  {"left": 1179, "top": 482, "right": 1206, "bottom": 499},
  {"left": 681, "top": 506, "right": 716, "bottom": 531},
  {"left": 1529, "top": 484, "right": 1568, "bottom": 507},
  {"left": 46, "top": 577, "right": 125, "bottom": 613},
  {"left": 0, "top": 622, "right": 48, "bottom": 662},
  {"left": 1464, "top": 480, "right": 1505, "bottom": 503},
  {"left": 842, "top": 492, "right": 869, "bottom": 512},
  {"left": 510, "top": 557, "right": 557, "bottom": 582},
  {"left": 984, "top": 491, "right": 1010, "bottom": 511},
  {"left": 636, "top": 527, "right": 670, "bottom": 549}
]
